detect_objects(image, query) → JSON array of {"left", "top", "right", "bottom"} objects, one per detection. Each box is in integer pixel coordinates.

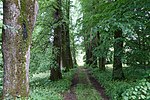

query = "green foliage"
[
  {"left": 29, "top": 88, "right": 62, "bottom": 100},
  {"left": 91, "top": 67, "right": 130, "bottom": 99},
  {"left": 29, "top": 0, "right": 58, "bottom": 75},
  {"left": 91, "top": 66, "right": 150, "bottom": 100},
  {"left": 29, "top": 68, "right": 76, "bottom": 99},
  {"left": 80, "top": 0, "right": 150, "bottom": 68},
  {"left": 30, "top": 46, "right": 53, "bottom": 74},
  {"left": 122, "top": 79, "right": 150, "bottom": 100}
]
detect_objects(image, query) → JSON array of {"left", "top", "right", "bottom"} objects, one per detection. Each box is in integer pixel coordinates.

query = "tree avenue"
[
  {"left": 2, "top": 0, "right": 38, "bottom": 99},
  {"left": 0, "top": 0, "right": 149, "bottom": 99}
]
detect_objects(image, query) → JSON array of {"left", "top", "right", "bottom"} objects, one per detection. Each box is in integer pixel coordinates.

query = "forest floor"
[{"left": 63, "top": 67, "right": 109, "bottom": 100}]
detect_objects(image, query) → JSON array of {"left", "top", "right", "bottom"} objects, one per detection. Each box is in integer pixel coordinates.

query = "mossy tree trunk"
[
  {"left": 50, "top": 0, "right": 62, "bottom": 81},
  {"left": 2, "top": 0, "right": 38, "bottom": 99},
  {"left": 112, "top": 29, "right": 125, "bottom": 80},
  {"left": 61, "top": 0, "right": 73, "bottom": 72}
]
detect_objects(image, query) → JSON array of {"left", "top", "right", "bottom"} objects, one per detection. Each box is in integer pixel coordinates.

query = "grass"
[
  {"left": 29, "top": 68, "right": 76, "bottom": 100},
  {"left": 0, "top": 69, "right": 76, "bottom": 99},
  {"left": 90, "top": 64, "right": 150, "bottom": 100},
  {"left": 76, "top": 84, "right": 102, "bottom": 100}
]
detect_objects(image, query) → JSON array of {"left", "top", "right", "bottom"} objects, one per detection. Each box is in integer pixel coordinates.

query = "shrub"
[{"left": 122, "top": 79, "right": 150, "bottom": 100}]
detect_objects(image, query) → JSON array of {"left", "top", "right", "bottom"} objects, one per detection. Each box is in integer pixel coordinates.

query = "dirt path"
[
  {"left": 63, "top": 67, "right": 109, "bottom": 100},
  {"left": 87, "top": 69, "right": 109, "bottom": 100},
  {"left": 63, "top": 71, "right": 78, "bottom": 100}
]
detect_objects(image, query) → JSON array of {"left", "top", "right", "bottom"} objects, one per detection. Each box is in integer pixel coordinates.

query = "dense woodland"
[{"left": 0, "top": 0, "right": 150, "bottom": 100}]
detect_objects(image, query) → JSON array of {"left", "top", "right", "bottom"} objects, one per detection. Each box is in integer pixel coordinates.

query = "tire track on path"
[{"left": 63, "top": 67, "right": 109, "bottom": 100}]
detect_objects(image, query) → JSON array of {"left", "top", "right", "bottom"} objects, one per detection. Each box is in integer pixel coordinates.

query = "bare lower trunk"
[
  {"left": 2, "top": 0, "right": 38, "bottom": 99},
  {"left": 86, "top": 46, "right": 93, "bottom": 66},
  {"left": 50, "top": 24, "right": 62, "bottom": 81},
  {"left": 72, "top": 39, "right": 77, "bottom": 66},
  {"left": 99, "top": 57, "right": 105, "bottom": 71},
  {"left": 50, "top": 67, "right": 62, "bottom": 81}
]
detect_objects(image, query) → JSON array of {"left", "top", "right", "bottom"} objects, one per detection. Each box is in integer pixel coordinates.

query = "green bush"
[
  {"left": 92, "top": 68, "right": 131, "bottom": 99},
  {"left": 122, "top": 79, "right": 150, "bottom": 100},
  {"left": 91, "top": 67, "right": 150, "bottom": 100}
]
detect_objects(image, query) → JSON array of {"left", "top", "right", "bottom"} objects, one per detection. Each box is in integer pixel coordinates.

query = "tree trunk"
[
  {"left": 86, "top": 45, "right": 93, "bottom": 66},
  {"left": 72, "top": 37, "right": 77, "bottom": 66},
  {"left": 50, "top": 25, "right": 62, "bottom": 80},
  {"left": 112, "top": 29, "right": 125, "bottom": 80},
  {"left": 61, "top": 0, "right": 73, "bottom": 71},
  {"left": 50, "top": 0, "right": 62, "bottom": 81},
  {"left": 99, "top": 57, "right": 106, "bottom": 70},
  {"left": 92, "top": 39, "right": 98, "bottom": 68},
  {"left": 97, "top": 32, "right": 106, "bottom": 70},
  {"left": 2, "top": 0, "right": 38, "bottom": 99},
  {"left": 85, "top": 35, "right": 97, "bottom": 68}
]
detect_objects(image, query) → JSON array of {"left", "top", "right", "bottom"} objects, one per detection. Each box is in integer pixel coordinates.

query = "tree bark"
[
  {"left": 72, "top": 38, "right": 77, "bottom": 66},
  {"left": 61, "top": 0, "right": 73, "bottom": 71},
  {"left": 99, "top": 57, "right": 106, "bottom": 70},
  {"left": 50, "top": 0, "right": 62, "bottom": 81},
  {"left": 2, "top": 0, "right": 38, "bottom": 99},
  {"left": 112, "top": 29, "right": 125, "bottom": 80},
  {"left": 86, "top": 44, "right": 93, "bottom": 66}
]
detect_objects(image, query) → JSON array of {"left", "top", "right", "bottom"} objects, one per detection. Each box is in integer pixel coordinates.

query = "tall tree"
[
  {"left": 2, "top": 0, "right": 38, "bottom": 99},
  {"left": 61, "top": 0, "right": 73, "bottom": 71},
  {"left": 112, "top": 29, "right": 125, "bottom": 80},
  {"left": 72, "top": 35, "right": 77, "bottom": 66},
  {"left": 50, "top": 0, "right": 62, "bottom": 81},
  {"left": 85, "top": 35, "right": 93, "bottom": 66}
]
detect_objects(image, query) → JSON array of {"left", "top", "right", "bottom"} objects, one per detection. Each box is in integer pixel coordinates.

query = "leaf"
[{"left": 141, "top": 95, "right": 146, "bottom": 99}]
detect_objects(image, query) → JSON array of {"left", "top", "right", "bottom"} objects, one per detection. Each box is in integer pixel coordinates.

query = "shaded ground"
[{"left": 63, "top": 67, "right": 109, "bottom": 100}]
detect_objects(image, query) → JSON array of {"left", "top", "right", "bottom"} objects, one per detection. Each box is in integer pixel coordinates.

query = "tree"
[
  {"left": 61, "top": 0, "right": 73, "bottom": 71},
  {"left": 50, "top": 0, "right": 62, "bottom": 81},
  {"left": 112, "top": 29, "right": 125, "bottom": 80},
  {"left": 71, "top": 34, "right": 77, "bottom": 66},
  {"left": 2, "top": 0, "right": 38, "bottom": 99},
  {"left": 85, "top": 31, "right": 92, "bottom": 66},
  {"left": 97, "top": 32, "right": 106, "bottom": 71}
]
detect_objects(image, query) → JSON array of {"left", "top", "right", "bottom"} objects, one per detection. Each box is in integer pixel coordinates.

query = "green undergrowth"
[
  {"left": 29, "top": 68, "right": 76, "bottom": 100},
  {"left": 90, "top": 66, "right": 150, "bottom": 100}
]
